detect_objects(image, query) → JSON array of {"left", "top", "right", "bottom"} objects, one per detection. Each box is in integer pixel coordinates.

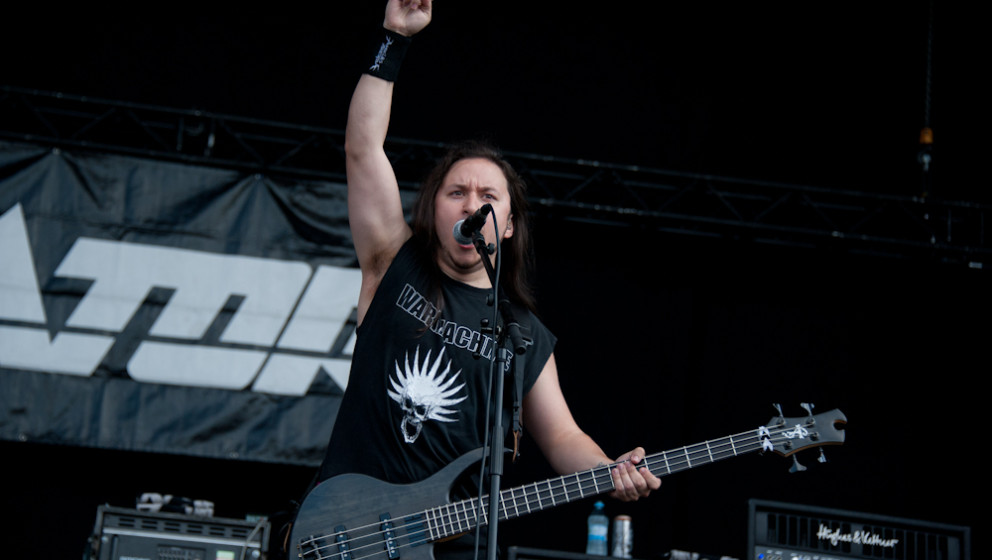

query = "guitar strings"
[
  {"left": 297, "top": 423, "right": 812, "bottom": 560},
  {"left": 299, "top": 425, "right": 799, "bottom": 560}
]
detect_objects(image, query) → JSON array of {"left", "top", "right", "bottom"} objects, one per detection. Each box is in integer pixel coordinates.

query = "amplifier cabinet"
[
  {"left": 748, "top": 499, "right": 969, "bottom": 560},
  {"left": 88, "top": 505, "right": 270, "bottom": 560},
  {"left": 509, "top": 546, "right": 642, "bottom": 560}
]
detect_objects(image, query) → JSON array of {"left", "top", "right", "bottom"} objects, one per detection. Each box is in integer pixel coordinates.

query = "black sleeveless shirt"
[{"left": 317, "top": 239, "right": 556, "bottom": 486}]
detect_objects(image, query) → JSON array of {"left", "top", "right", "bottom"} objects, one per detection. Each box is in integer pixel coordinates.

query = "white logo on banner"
[{"left": 0, "top": 203, "right": 360, "bottom": 396}]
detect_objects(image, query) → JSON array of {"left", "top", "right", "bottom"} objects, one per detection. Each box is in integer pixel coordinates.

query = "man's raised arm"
[{"left": 345, "top": 0, "right": 432, "bottom": 322}]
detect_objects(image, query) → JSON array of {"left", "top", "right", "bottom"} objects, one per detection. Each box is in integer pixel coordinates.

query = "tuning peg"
[
  {"left": 790, "top": 456, "right": 807, "bottom": 473},
  {"left": 771, "top": 403, "right": 784, "bottom": 425},
  {"left": 801, "top": 403, "right": 815, "bottom": 416},
  {"left": 818, "top": 449, "right": 828, "bottom": 464}
]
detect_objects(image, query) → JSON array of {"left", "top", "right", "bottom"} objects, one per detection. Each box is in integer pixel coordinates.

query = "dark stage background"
[{"left": 2, "top": 2, "right": 984, "bottom": 559}]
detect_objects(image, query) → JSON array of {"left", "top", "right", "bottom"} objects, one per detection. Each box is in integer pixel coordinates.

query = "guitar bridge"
[{"left": 299, "top": 526, "right": 351, "bottom": 560}]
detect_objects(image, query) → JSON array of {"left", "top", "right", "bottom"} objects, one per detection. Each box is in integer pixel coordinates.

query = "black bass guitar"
[{"left": 290, "top": 405, "right": 846, "bottom": 560}]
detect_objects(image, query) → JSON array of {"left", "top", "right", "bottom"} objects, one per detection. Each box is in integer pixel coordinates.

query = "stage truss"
[{"left": 2, "top": 86, "right": 987, "bottom": 270}]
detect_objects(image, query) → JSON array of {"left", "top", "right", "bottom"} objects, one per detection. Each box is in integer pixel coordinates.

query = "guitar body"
[{"left": 289, "top": 450, "right": 484, "bottom": 560}]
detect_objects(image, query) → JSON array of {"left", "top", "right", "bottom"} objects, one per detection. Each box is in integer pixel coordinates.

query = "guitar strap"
[
  {"left": 511, "top": 347, "right": 524, "bottom": 462},
  {"left": 506, "top": 301, "right": 532, "bottom": 464}
]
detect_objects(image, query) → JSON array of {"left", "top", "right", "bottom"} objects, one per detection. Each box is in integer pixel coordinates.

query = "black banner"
[{"left": 0, "top": 140, "right": 381, "bottom": 465}]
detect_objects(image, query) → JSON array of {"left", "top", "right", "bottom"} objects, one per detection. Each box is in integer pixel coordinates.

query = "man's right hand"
[{"left": 385, "top": 0, "right": 432, "bottom": 37}]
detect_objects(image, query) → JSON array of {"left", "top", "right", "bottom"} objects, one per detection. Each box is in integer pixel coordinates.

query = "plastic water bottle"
[{"left": 586, "top": 501, "right": 609, "bottom": 555}]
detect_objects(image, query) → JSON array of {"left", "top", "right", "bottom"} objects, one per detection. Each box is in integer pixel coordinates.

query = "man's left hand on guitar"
[{"left": 610, "top": 447, "right": 662, "bottom": 502}]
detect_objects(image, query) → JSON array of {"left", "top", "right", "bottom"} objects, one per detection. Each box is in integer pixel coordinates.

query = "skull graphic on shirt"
[{"left": 388, "top": 346, "right": 467, "bottom": 443}]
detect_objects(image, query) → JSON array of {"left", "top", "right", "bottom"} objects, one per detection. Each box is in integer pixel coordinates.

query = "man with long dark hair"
[{"left": 312, "top": 0, "right": 659, "bottom": 556}]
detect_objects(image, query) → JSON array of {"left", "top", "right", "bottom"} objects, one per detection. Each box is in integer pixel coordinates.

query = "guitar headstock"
[{"left": 758, "top": 403, "right": 846, "bottom": 472}]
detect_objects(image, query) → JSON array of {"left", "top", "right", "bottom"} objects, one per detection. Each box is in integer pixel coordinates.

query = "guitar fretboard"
[{"left": 424, "top": 426, "right": 783, "bottom": 540}]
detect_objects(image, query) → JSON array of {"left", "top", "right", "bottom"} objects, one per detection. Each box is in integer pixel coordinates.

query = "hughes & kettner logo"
[
  {"left": 817, "top": 524, "right": 900, "bottom": 548},
  {"left": 0, "top": 203, "right": 361, "bottom": 396}
]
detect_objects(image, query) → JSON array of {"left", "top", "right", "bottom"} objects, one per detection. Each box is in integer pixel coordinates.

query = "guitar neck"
[{"left": 425, "top": 429, "right": 767, "bottom": 540}]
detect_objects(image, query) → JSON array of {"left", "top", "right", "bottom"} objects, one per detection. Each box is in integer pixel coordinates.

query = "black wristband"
[{"left": 365, "top": 27, "right": 412, "bottom": 82}]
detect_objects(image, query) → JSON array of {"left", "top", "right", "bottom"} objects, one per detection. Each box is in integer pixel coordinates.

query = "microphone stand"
[{"left": 467, "top": 226, "right": 529, "bottom": 560}]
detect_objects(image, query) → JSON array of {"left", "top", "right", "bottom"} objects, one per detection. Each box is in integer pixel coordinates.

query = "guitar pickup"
[
  {"left": 334, "top": 524, "right": 353, "bottom": 560},
  {"left": 380, "top": 513, "right": 400, "bottom": 559},
  {"left": 404, "top": 513, "right": 428, "bottom": 547}
]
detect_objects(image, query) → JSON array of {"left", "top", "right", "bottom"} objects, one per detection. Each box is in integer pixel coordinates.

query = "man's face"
[{"left": 433, "top": 157, "right": 514, "bottom": 285}]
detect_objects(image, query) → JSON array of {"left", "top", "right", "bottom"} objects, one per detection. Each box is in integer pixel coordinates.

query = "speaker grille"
[{"left": 749, "top": 500, "right": 969, "bottom": 560}]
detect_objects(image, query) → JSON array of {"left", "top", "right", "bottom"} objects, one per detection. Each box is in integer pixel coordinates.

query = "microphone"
[{"left": 453, "top": 204, "right": 493, "bottom": 246}]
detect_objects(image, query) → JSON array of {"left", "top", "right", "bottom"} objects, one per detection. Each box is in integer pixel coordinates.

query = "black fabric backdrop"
[
  {"left": 1, "top": 140, "right": 363, "bottom": 464},
  {"left": 1, "top": 139, "right": 983, "bottom": 559}
]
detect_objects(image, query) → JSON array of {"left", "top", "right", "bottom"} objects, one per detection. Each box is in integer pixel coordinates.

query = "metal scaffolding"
[{"left": 2, "top": 85, "right": 987, "bottom": 270}]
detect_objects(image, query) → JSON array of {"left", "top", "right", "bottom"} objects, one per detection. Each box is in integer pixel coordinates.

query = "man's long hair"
[{"left": 409, "top": 139, "right": 537, "bottom": 313}]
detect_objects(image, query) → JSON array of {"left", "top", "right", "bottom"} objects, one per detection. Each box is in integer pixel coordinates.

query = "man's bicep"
[{"left": 347, "top": 151, "right": 411, "bottom": 271}]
